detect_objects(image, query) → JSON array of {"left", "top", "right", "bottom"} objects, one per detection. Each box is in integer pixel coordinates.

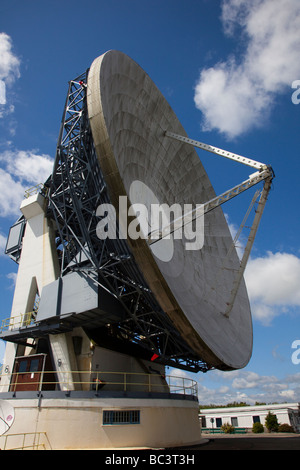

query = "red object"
[{"left": 151, "top": 353, "right": 159, "bottom": 361}]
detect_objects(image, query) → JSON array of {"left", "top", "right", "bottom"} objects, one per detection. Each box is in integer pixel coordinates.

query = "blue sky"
[{"left": 1, "top": 0, "right": 300, "bottom": 406}]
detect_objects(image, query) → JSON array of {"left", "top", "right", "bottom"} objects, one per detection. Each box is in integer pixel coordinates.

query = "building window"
[
  {"left": 103, "top": 410, "right": 140, "bottom": 425},
  {"left": 30, "top": 359, "right": 40, "bottom": 372},
  {"left": 231, "top": 417, "right": 238, "bottom": 427},
  {"left": 216, "top": 418, "right": 222, "bottom": 427},
  {"left": 18, "top": 360, "right": 28, "bottom": 373},
  {"left": 253, "top": 416, "right": 260, "bottom": 424}
]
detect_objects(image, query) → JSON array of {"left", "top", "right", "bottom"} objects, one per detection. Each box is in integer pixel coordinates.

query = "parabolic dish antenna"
[
  {"left": 0, "top": 400, "right": 15, "bottom": 435},
  {"left": 87, "top": 50, "right": 254, "bottom": 370},
  {"left": 3, "top": 50, "right": 273, "bottom": 373}
]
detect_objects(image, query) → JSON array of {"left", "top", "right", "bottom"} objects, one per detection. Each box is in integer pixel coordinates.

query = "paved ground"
[{"left": 185, "top": 433, "right": 300, "bottom": 450}]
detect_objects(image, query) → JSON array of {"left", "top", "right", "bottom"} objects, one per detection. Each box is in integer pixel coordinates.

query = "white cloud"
[
  {"left": 232, "top": 371, "right": 261, "bottom": 389},
  {"left": 1, "top": 149, "right": 53, "bottom": 184},
  {"left": 0, "top": 33, "right": 20, "bottom": 109},
  {"left": 0, "top": 35, "right": 52, "bottom": 217},
  {"left": 0, "top": 168, "right": 25, "bottom": 217},
  {"left": 198, "top": 368, "right": 300, "bottom": 405},
  {"left": 279, "top": 389, "right": 295, "bottom": 400},
  {"left": 6, "top": 272, "right": 17, "bottom": 288},
  {"left": 231, "top": 371, "right": 280, "bottom": 391},
  {"left": 245, "top": 251, "right": 300, "bottom": 325},
  {"left": 0, "top": 33, "right": 20, "bottom": 83},
  {"left": 0, "top": 149, "right": 53, "bottom": 217},
  {"left": 0, "top": 80, "right": 6, "bottom": 105},
  {"left": 194, "top": 0, "right": 300, "bottom": 138}
]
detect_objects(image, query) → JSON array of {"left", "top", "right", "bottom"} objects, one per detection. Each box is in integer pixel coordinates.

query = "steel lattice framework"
[{"left": 46, "top": 71, "right": 211, "bottom": 373}]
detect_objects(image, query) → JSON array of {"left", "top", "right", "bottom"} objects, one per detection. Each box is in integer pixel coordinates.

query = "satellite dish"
[
  {"left": 87, "top": 50, "right": 253, "bottom": 370},
  {"left": 0, "top": 400, "right": 15, "bottom": 435}
]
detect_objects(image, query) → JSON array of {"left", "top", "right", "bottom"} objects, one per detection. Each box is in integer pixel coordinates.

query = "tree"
[{"left": 265, "top": 411, "right": 279, "bottom": 432}]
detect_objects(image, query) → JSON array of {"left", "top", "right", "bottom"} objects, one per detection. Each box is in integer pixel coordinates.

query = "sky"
[{"left": 0, "top": 0, "right": 300, "bottom": 406}]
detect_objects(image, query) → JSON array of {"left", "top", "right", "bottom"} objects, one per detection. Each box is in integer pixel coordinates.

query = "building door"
[
  {"left": 10, "top": 354, "right": 46, "bottom": 392},
  {"left": 216, "top": 418, "right": 222, "bottom": 428}
]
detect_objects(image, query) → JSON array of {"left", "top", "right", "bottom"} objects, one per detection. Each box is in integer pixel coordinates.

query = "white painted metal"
[
  {"left": 165, "top": 130, "right": 267, "bottom": 170},
  {"left": 0, "top": 193, "right": 72, "bottom": 392},
  {"left": 224, "top": 178, "right": 272, "bottom": 317},
  {"left": 149, "top": 169, "right": 271, "bottom": 243},
  {"left": 163, "top": 131, "right": 274, "bottom": 318}
]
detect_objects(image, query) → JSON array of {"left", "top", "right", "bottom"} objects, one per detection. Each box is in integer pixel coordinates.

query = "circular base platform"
[{"left": 0, "top": 393, "right": 201, "bottom": 450}]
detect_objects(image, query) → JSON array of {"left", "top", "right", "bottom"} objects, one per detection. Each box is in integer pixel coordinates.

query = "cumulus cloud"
[
  {"left": 0, "top": 33, "right": 20, "bottom": 110},
  {"left": 0, "top": 80, "right": 5, "bottom": 105},
  {"left": 6, "top": 272, "right": 17, "bottom": 287},
  {"left": 245, "top": 251, "right": 300, "bottom": 325},
  {"left": 0, "top": 168, "right": 25, "bottom": 217},
  {"left": 232, "top": 371, "right": 279, "bottom": 390},
  {"left": 0, "top": 149, "right": 53, "bottom": 217},
  {"left": 198, "top": 369, "right": 300, "bottom": 405},
  {"left": 194, "top": 0, "right": 300, "bottom": 138},
  {"left": 0, "top": 149, "right": 53, "bottom": 184},
  {"left": 0, "top": 34, "right": 53, "bottom": 230},
  {"left": 279, "top": 389, "right": 295, "bottom": 400}
]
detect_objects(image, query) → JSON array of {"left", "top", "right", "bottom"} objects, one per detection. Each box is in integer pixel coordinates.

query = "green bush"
[
  {"left": 278, "top": 423, "right": 294, "bottom": 433},
  {"left": 265, "top": 411, "right": 279, "bottom": 432},
  {"left": 252, "top": 422, "right": 264, "bottom": 433},
  {"left": 221, "top": 422, "right": 235, "bottom": 434}
]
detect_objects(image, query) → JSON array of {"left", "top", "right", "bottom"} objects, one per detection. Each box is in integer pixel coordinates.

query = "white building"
[{"left": 200, "top": 403, "right": 300, "bottom": 432}]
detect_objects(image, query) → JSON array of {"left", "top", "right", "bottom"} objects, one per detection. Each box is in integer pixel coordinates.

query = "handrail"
[
  {"left": 0, "top": 431, "right": 50, "bottom": 450},
  {"left": 24, "top": 183, "right": 48, "bottom": 199},
  {"left": 0, "top": 369, "right": 198, "bottom": 397},
  {"left": 0, "top": 311, "right": 36, "bottom": 333}
]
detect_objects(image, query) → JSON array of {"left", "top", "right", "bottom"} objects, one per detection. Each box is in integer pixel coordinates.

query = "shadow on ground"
[{"left": 182, "top": 433, "right": 300, "bottom": 450}]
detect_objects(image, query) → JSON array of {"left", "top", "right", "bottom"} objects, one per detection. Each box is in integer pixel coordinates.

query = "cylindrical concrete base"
[{"left": 0, "top": 394, "right": 201, "bottom": 450}]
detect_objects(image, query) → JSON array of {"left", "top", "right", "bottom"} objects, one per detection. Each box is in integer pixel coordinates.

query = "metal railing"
[
  {"left": 0, "top": 431, "right": 50, "bottom": 450},
  {"left": 0, "top": 312, "right": 35, "bottom": 333},
  {"left": 0, "top": 311, "right": 36, "bottom": 333},
  {"left": 24, "top": 183, "right": 48, "bottom": 199},
  {"left": 0, "top": 369, "right": 198, "bottom": 397}
]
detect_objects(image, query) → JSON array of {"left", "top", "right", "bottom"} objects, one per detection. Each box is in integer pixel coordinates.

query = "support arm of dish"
[
  {"left": 164, "top": 131, "right": 268, "bottom": 170},
  {"left": 148, "top": 166, "right": 274, "bottom": 243},
  {"left": 149, "top": 131, "right": 274, "bottom": 319}
]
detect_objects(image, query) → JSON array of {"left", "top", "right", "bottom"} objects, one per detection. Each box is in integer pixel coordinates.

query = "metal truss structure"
[{"left": 44, "top": 71, "right": 211, "bottom": 373}]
